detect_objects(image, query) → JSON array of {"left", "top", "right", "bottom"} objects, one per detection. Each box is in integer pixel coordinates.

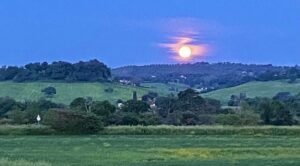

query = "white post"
[{"left": 36, "top": 114, "right": 41, "bottom": 125}]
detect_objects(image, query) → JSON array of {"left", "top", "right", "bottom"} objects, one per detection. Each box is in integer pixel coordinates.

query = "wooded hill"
[
  {"left": 113, "top": 62, "right": 300, "bottom": 91},
  {"left": 0, "top": 59, "right": 111, "bottom": 82}
]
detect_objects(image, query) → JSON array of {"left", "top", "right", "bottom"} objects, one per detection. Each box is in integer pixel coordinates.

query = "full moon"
[{"left": 179, "top": 46, "right": 192, "bottom": 58}]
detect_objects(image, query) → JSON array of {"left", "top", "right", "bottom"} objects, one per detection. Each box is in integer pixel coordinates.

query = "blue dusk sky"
[{"left": 0, "top": 0, "right": 299, "bottom": 67}]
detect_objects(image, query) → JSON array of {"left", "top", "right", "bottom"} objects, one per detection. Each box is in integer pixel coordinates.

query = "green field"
[
  {"left": 0, "top": 82, "right": 189, "bottom": 105},
  {"left": 1, "top": 79, "right": 300, "bottom": 105},
  {"left": 141, "top": 82, "right": 190, "bottom": 94},
  {"left": 0, "top": 135, "right": 299, "bottom": 166},
  {"left": 203, "top": 79, "right": 300, "bottom": 104},
  {"left": 0, "top": 82, "right": 161, "bottom": 105}
]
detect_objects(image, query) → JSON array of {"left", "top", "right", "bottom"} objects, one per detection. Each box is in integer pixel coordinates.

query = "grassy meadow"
[
  {"left": 203, "top": 79, "right": 300, "bottom": 104},
  {"left": 0, "top": 82, "right": 155, "bottom": 105},
  {"left": 0, "top": 82, "right": 188, "bottom": 105},
  {"left": 141, "top": 82, "right": 190, "bottom": 95},
  {"left": 0, "top": 134, "right": 300, "bottom": 166},
  {"left": 0, "top": 79, "right": 300, "bottom": 105}
]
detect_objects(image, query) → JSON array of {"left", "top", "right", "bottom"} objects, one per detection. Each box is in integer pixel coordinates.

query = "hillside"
[
  {"left": 0, "top": 82, "right": 189, "bottom": 105},
  {"left": 0, "top": 82, "right": 158, "bottom": 105},
  {"left": 202, "top": 79, "right": 300, "bottom": 104},
  {"left": 112, "top": 62, "right": 298, "bottom": 91},
  {"left": 1, "top": 79, "right": 300, "bottom": 106}
]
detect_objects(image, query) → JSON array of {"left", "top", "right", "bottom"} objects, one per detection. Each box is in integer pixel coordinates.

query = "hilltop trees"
[{"left": 0, "top": 59, "right": 111, "bottom": 82}]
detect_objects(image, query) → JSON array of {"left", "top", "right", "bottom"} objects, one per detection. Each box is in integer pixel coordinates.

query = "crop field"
[{"left": 0, "top": 135, "right": 300, "bottom": 166}]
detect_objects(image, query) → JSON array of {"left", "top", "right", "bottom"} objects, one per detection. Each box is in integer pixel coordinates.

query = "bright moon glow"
[
  {"left": 179, "top": 46, "right": 192, "bottom": 58},
  {"left": 159, "top": 36, "right": 208, "bottom": 62}
]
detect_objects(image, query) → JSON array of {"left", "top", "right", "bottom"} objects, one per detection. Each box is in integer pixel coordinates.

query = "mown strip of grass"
[
  {"left": 100, "top": 125, "right": 300, "bottom": 136},
  {"left": 0, "top": 158, "right": 51, "bottom": 166},
  {"left": 1, "top": 125, "right": 300, "bottom": 136},
  {"left": 0, "top": 125, "right": 55, "bottom": 135}
]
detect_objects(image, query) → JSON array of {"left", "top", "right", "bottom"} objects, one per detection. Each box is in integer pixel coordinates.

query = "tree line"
[
  {"left": 0, "top": 59, "right": 111, "bottom": 82},
  {"left": 0, "top": 88, "right": 299, "bottom": 134}
]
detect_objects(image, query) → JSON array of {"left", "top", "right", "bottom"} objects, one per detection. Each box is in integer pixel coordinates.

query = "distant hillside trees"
[
  {"left": 0, "top": 59, "right": 111, "bottom": 82},
  {"left": 113, "top": 62, "right": 300, "bottom": 91}
]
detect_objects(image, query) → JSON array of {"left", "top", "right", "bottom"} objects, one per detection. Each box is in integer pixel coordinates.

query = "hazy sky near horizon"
[{"left": 0, "top": 0, "right": 299, "bottom": 67}]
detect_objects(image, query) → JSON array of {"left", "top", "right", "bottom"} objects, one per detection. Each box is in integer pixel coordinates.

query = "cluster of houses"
[{"left": 119, "top": 79, "right": 140, "bottom": 87}]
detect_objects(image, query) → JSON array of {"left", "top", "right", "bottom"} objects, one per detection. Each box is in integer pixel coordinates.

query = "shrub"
[
  {"left": 0, "top": 118, "right": 13, "bottom": 125},
  {"left": 91, "top": 100, "right": 116, "bottom": 117},
  {"left": 0, "top": 97, "right": 16, "bottom": 117},
  {"left": 138, "top": 112, "right": 161, "bottom": 126},
  {"left": 104, "top": 88, "right": 114, "bottom": 93},
  {"left": 106, "top": 111, "right": 160, "bottom": 126},
  {"left": 197, "top": 115, "right": 216, "bottom": 125},
  {"left": 44, "top": 109, "right": 103, "bottom": 134},
  {"left": 121, "top": 113, "right": 140, "bottom": 125},
  {"left": 41, "top": 87, "right": 56, "bottom": 97},
  {"left": 216, "top": 114, "right": 259, "bottom": 125},
  {"left": 70, "top": 97, "right": 87, "bottom": 112},
  {"left": 181, "top": 111, "right": 199, "bottom": 125},
  {"left": 7, "top": 110, "right": 25, "bottom": 124},
  {"left": 121, "top": 100, "right": 150, "bottom": 113}
]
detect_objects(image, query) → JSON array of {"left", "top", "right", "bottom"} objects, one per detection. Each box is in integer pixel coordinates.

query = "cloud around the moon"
[
  {"left": 159, "top": 36, "right": 209, "bottom": 62},
  {"left": 157, "top": 18, "right": 215, "bottom": 62}
]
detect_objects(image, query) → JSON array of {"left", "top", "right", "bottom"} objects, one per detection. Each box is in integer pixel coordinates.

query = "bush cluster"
[{"left": 44, "top": 109, "right": 103, "bottom": 134}]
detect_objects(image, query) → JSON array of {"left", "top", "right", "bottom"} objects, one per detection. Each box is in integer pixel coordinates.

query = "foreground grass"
[
  {"left": 0, "top": 135, "right": 300, "bottom": 166},
  {"left": 203, "top": 79, "right": 300, "bottom": 104}
]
